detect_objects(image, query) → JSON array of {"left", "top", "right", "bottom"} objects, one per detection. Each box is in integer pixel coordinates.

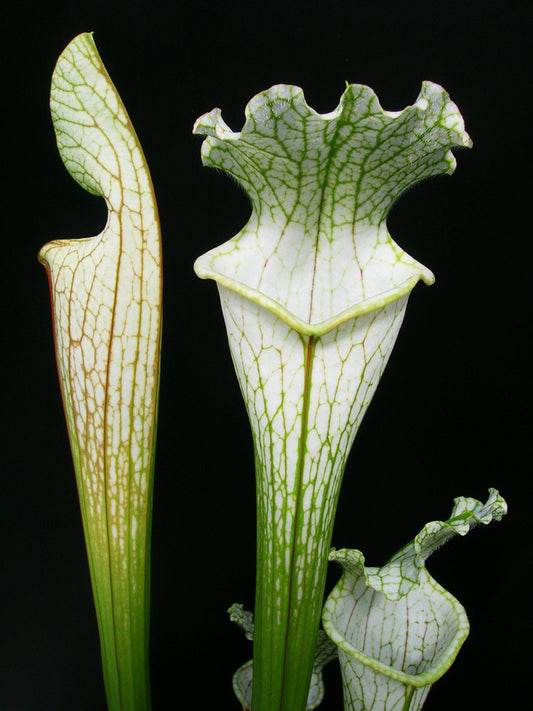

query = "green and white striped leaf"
[
  {"left": 322, "top": 491, "right": 507, "bottom": 711},
  {"left": 229, "top": 604, "right": 338, "bottom": 710},
  {"left": 194, "top": 82, "right": 471, "bottom": 711},
  {"left": 39, "top": 33, "right": 162, "bottom": 711}
]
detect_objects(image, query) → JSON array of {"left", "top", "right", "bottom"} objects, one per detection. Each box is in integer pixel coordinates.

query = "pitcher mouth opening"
[
  {"left": 194, "top": 258, "right": 430, "bottom": 336},
  {"left": 323, "top": 580, "right": 469, "bottom": 689}
]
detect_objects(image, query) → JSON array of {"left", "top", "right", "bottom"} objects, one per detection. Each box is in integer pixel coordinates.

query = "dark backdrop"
[{"left": 1, "top": 1, "right": 531, "bottom": 709}]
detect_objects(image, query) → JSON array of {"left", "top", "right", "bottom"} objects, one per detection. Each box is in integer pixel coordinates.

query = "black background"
[{"left": 1, "top": 1, "right": 531, "bottom": 709}]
